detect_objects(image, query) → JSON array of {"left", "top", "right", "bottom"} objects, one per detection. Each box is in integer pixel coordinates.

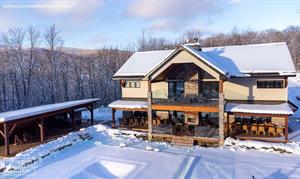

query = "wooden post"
[
  {"left": 147, "top": 80, "right": 153, "bottom": 141},
  {"left": 285, "top": 115, "right": 289, "bottom": 142},
  {"left": 71, "top": 111, "right": 75, "bottom": 130},
  {"left": 39, "top": 118, "right": 45, "bottom": 142},
  {"left": 112, "top": 108, "right": 116, "bottom": 128},
  {"left": 3, "top": 123, "right": 9, "bottom": 156},
  {"left": 227, "top": 113, "right": 230, "bottom": 137},
  {"left": 219, "top": 80, "right": 225, "bottom": 145},
  {"left": 90, "top": 104, "right": 94, "bottom": 125}
]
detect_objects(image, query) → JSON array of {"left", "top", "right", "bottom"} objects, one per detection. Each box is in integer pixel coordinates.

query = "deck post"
[
  {"left": 219, "top": 79, "right": 225, "bottom": 145},
  {"left": 285, "top": 115, "right": 289, "bottom": 142},
  {"left": 39, "top": 118, "right": 45, "bottom": 142},
  {"left": 227, "top": 113, "right": 230, "bottom": 137},
  {"left": 71, "top": 110, "right": 75, "bottom": 130},
  {"left": 112, "top": 108, "right": 116, "bottom": 128},
  {"left": 147, "top": 80, "right": 153, "bottom": 141},
  {"left": 90, "top": 104, "right": 94, "bottom": 125},
  {"left": 3, "top": 123, "right": 9, "bottom": 156}
]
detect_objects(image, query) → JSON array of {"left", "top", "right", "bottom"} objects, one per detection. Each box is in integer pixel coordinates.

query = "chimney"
[{"left": 185, "top": 38, "right": 202, "bottom": 51}]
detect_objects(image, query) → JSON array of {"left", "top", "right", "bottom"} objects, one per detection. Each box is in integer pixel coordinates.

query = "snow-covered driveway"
[
  {"left": 21, "top": 144, "right": 300, "bottom": 179},
  {"left": 22, "top": 144, "right": 187, "bottom": 179}
]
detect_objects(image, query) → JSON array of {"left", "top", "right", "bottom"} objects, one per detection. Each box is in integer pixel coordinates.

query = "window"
[
  {"left": 124, "top": 81, "right": 141, "bottom": 88},
  {"left": 168, "top": 81, "right": 184, "bottom": 98},
  {"left": 257, "top": 80, "right": 284, "bottom": 88}
]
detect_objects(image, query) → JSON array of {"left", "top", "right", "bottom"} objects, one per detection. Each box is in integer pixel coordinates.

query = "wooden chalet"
[{"left": 109, "top": 42, "right": 297, "bottom": 146}]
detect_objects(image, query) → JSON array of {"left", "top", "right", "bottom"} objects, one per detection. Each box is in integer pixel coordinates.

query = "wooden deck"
[{"left": 235, "top": 134, "right": 286, "bottom": 143}]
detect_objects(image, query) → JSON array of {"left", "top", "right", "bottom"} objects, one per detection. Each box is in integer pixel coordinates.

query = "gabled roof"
[
  {"left": 113, "top": 42, "right": 296, "bottom": 79},
  {"left": 114, "top": 49, "right": 174, "bottom": 78}
]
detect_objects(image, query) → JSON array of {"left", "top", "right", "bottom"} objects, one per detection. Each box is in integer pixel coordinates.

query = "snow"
[
  {"left": 2, "top": 124, "right": 300, "bottom": 178},
  {"left": 81, "top": 107, "right": 122, "bottom": 122},
  {"left": 225, "top": 102, "right": 294, "bottom": 115},
  {"left": 114, "top": 49, "right": 174, "bottom": 77},
  {"left": 201, "top": 42, "right": 295, "bottom": 76},
  {"left": 108, "top": 100, "right": 148, "bottom": 109},
  {"left": 288, "top": 73, "right": 300, "bottom": 119},
  {"left": 0, "top": 98, "right": 99, "bottom": 123}
]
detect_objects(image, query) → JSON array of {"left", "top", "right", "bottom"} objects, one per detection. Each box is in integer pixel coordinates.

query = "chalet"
[{"left": 109, "top": 42, "right": 297, "bottom": 146}]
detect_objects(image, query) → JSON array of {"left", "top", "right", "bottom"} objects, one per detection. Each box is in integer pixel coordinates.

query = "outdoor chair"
[
  {"left": 242, "top": 124, "right": 249, "bottom": 134},
  {"left": 268, "top": 126, "right": 276, "bottom": 136},
  {"left": 276, "top": 127, "right": 284, "bottom": 137},
  {"left": 258, "top": 125, "right": 265, "bottom": 135},
  {"left": 251, "top": 125, "right": 258, "bottom": 135}
]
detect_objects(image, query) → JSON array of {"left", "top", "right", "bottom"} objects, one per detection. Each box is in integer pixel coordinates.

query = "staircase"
[{"left": 171, "top": 136, "right": 194, "bottom": 147}]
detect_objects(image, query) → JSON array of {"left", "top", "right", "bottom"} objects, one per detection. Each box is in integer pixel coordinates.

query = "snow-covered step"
[{"left": 171, "top": 136, "right": 194, "bottom": 147}]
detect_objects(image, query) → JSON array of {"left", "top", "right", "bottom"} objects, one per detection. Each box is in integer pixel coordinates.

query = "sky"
[{"left": 0, "top": 0, "right": 299, "bottom": 49}]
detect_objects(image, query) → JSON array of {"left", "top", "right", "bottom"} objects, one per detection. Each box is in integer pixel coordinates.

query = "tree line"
[
  {"left": 0, "top": 25, "right": 299, "bottom": 112},
  {"left": 0, "top": 25, "right": 131, "bottom": 112}
]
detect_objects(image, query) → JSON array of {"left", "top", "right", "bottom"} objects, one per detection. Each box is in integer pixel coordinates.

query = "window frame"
[
  {"left": 124, "top": 81, "right": 141, "bottom": 88},
  {"left": 257, "top": 80, "right": 284, "bottom": 89}
]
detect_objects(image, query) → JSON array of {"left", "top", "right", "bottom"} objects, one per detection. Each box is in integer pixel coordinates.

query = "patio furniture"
[
  {"left": 251, "top": 125, "right": 258, "bottom": 135},
  {"left": 268, "top": 126, "right": 276, "bottom": 136},
  {"left": 242, "top": 124, "right": 250, "bottom": 134},
  {"left": 258, "top": 125, "right": 265, "bottom": 135},
  {"left": 276, "top": 126, "right": 284, "bottom": 137}
]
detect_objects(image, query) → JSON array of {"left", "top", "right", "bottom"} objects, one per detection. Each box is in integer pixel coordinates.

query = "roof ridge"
[{"left": 202, "top": 42, "right": 287, "bottom": 49}]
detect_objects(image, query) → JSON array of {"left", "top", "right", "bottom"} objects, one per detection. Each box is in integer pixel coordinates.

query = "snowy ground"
[{"left": 0, "top": 124, "right": 300, "bottom": 179}]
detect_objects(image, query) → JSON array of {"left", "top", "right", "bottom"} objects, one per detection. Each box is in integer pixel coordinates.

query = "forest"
[{"left": 0, "top": 25, "right": 299, "bottom": 112}]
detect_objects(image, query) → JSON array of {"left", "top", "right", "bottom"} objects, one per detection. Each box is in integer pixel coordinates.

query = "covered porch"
[
  {"left": 0, "top": 99, "right": 98, "bottom": 157},
  {"left": 109, "top": 99, "right": 221, "bottom": 145},
  {"left": 225, "top": 102, "right": 294, "bottom": 143}
]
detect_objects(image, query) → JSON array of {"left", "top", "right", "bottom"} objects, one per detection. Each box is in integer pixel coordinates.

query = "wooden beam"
[
  {"left": 112, "top": 108, "right": 116, "bottom": 128},
  {"left": 285, "top": 115, "right": 289, "bottom": 142},
  {"left": 70, "top": 111, "right": 75, "bottom": 130},
  {"left": 0, "top": 127, "right": 5, "bottom": 138},
  {"left": 111, "top": 107, "right": 147, "bottom": 112},
  {"left": 227, "top": 113, "right": 230, "bottom": 137},
  {"left": 152, "top": 104, "right": 219, "bottom": 112},
  {"left": 90, "top": 104, "right": 94, "bottom": 125},
  {"left": 147, "top": 80, "right": 153, "bottom": 141},
  {"left": 219, "top": 80, "right": 224, "bottom": 93},
  {"left": 3, "top": 123, "right": 9, "bottom": 156},
  {"left": 229, "top": 112, "right": 288, "bottom": 118},
  {"left": 8, "top": 124, "right": 17, "bottom": 137},
  {"left": 39, "top": 118, "right": 45, "bottom": 143}
]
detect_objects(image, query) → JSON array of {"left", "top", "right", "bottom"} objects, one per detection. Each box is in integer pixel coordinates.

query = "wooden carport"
[{"left": 0, "top": 98, "right": 99, "bottom": 156}]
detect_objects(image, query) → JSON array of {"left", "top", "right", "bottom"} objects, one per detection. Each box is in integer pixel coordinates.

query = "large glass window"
[
  {"left": 168, "top": 81, "right": 184, "bottom": 98},
  {"left": 201, "top": 81, "right": 219, "bottom": 98}
]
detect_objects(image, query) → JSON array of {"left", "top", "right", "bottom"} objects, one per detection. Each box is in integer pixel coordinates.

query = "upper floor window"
[
  {"left": 124, "top": 81, "right": 141, "bottom": 88},
  {"left": 257, "top": 80, "right": 284, "bottom": 88}
]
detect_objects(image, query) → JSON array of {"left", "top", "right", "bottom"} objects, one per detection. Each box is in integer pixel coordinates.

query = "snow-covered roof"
[
  {"left": 114, "top": 42, "right": 295, "bottom": 78},
  {"left": 225, "top": 102, "right": 294, "bottom": 115},
  {"left": 108, "top": 100, "right": 148, "bottom": 109},
  {"left": 114, "top": 50, "right": 174, "bottom": 77},
  {"left": 199, "top": 42, "right": 295, "bottom": 77},
  {"left": 0, "top": 98, "right": 99, "bottom": 123}
]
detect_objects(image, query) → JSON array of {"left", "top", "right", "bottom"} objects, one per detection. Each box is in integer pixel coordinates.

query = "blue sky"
[{"left": 0, "top": 0, "right": 299, "bottom": 49}]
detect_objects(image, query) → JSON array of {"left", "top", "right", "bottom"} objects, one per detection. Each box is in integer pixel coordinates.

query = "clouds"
[
  {"left": 35, "top": 0, "right": 104, "bottom": 24},
  {"left": 124, "top": 0, "right": 234, "bottom": 34}
]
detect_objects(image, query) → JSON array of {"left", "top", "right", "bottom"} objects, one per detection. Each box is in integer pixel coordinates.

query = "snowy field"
[
  {"left": 0, "top": 74, "right": 299, "bottom": 179},
  {"left": 0, "top": 123, "right": 300, "bottom": 179}
]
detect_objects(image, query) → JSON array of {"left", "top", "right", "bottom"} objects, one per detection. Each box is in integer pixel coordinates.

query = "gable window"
[
  {"left": 257, "top": 80, "right": 284, "bottom": 88},
  {"left": 124, "top": 81, "right": 141, "bottom": 88}
]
